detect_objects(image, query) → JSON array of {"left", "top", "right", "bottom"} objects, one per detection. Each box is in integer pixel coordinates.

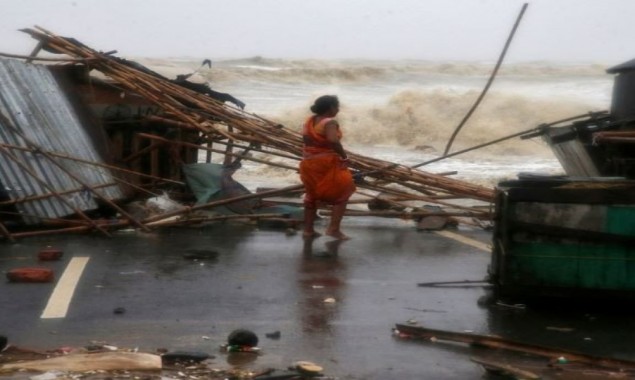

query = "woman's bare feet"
[
  {"left": 325, "top": 229, "right": 350, "bottom": 240},
  {"left": 303, "top": 230, "right": 322, "bottom": 239}
]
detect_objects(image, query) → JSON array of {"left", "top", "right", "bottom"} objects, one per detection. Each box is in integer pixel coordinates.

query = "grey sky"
[{"left": 1, "top": 0, "right": 633, "bottom": 63}]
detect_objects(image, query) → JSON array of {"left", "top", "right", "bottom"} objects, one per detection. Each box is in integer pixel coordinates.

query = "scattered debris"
[
  {"left": 6, "top": 267, "right": 54, "bottom": 283},
  {"left": 394, "top": 323, "right": 635, "bottom": 372},
  {"left": 265, "top": 331, "right": 281, "bottom": 340},
  {"left": 0, "top": 351, "right": 162, "bottom": 372},
  {"left": 37, "top": 247, "right": 63, "bottom": 261},
  {"left": 546, "top": 326, "right": 575, "bottom": 333},
  {"left": 227, "top": 329, "right": 259, "bottom": 347},
  {"left": 0, "top": 27, "right": 494, "bottom": 241},
  {"left": 161, "top": 351, "right": 211, "bottom": 365}
]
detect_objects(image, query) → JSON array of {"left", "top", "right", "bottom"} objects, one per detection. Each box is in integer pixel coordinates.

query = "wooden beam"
[{"left": 395, "top": 324, "right": 635, "bottom": 371}]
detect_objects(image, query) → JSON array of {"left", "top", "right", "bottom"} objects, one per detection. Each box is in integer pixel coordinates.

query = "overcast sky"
[{"left": 1, "top": 0, "right": 633, "bottom": 63}]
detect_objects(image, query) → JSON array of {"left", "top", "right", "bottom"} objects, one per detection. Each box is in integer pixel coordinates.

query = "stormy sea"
[{"left": 141, "top": 57, "right": 612, "bottom": 189}]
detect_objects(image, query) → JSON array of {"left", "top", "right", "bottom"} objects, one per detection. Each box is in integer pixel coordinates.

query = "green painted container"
[{"left": 489, "top": 177, "right": 635, "bottom": 300}]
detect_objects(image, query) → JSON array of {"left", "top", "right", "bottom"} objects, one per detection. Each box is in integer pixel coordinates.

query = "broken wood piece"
[
  {"left": 145, "top": 213, "right": 288, "bottom": 227},
  {"left": 434, "top": 171, "right": 458, "bottom": 176},
  {"left": 142, "top": 184, "right": 304, "bottom": 224},
  {"left": 137, "top": 133, "right": 299, "bottom": 172},
  {"left": 0, "top": 352, "right": 162, "bottom": 372},
  {"left": 394, "top": 324, "right": 635, "bottom": 371},
  {"left": 0, "top": 142, "right": 185, "bottom": 185},
  {"left": 0, "top": 220, "right": 16, "bottom": 243},
  {"left": 470, "top": 356, "right": 541, "bottom": 379}
]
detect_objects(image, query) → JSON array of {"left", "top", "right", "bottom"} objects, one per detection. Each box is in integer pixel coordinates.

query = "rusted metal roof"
[{"left": 0, "top": 58, "right": 125, "bottom": 224}]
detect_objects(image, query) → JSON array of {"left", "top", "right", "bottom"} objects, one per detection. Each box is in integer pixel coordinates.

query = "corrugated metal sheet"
[
  {"left": 0, "top": 58, "right": 125, "bottom": 225},
  {"left": 542, "top": 126, "right": 601, "bottom": 177}
]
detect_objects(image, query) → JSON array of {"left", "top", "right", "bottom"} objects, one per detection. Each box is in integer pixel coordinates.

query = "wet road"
[{"left": 1, "top": 219, "right": 634, "bottom": 379}]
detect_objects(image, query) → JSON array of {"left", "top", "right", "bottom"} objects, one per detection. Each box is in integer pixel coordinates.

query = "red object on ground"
[
  {"left": 38, "top": 248, "right": 64, "bottom": 261},
  {"left": 7, "top": 268, "right": 54, "bottom": 283}
]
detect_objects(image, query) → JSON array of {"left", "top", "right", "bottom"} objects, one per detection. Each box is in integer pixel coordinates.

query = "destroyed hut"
[{"left": 0, "top": 27, "right": 494, "bottom": 241}]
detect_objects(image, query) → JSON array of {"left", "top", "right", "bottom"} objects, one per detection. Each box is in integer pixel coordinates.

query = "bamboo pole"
[
  {"left": 10, "top": 221, "right": 129, "bottom": 239},
  {"left": 11, "top": 226, "right": 94, "bottom": 238},
  {"left": 146, "top": 213, "right": 290, "bottom": 227},
  {"left": 137, "top": 133, "right": 299, "bottom": 172},
  {"left": 142, "top": 184, "right": 304, "bottom": 224},
  {"left": 0, "top": 119, "right": 151, "bottom": 232},
  {"left": 122, "top": 142, "right": 161, "bottom": 163},
  {"left": 209, "top": 139, "right": 301, "bottom": 161},
  {"left": 0, "top": 182, "right": 117, "bottom": 206},
  {"left": 0, "top": 210, "right": 92, "bottom": 226},
  {"left": 363, "top": 183, "right": 486, "bottom": 213},
  {"left": 395, "top": 323, "right": 635, "bottom": 371},
  {"left": 413, "top": 113, "right": 609, "bottom": 171},
  {"left": 0, "top": 143, "right": 112, "bottom": 237},
  {"left": 0, "top": 220, "right": 16, "bottom": 243},
  {"left": 18, "top": 27, "right": 499, "bottom": 229},
  {"left": 0, "top": 142, "right": 185, "bottom": 185},
  {"left": 443, "top": 3, "right": 529, "bottom": 155},
  {"left": 0, "top": 51, "right": 97, "bottom": 62},
  {"left": 144, "top": 115, "right": 198, "bottom": 130}
]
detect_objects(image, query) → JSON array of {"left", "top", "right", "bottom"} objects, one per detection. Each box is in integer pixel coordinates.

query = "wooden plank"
[{"left": 395, "top": 324, "right": 635, "bottom": 371}]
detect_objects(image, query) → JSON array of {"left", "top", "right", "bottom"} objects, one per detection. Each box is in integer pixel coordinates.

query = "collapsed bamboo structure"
[{"left": 0, "top": 27, "right": 498, "bottom": 240}]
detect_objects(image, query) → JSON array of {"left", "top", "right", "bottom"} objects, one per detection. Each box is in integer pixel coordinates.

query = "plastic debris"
[
  {"left": 146, "top": 192, "right": 185, "bottom": 214},
  {"left": 29, "top": 371, "right": 62, "bottom": 380}
]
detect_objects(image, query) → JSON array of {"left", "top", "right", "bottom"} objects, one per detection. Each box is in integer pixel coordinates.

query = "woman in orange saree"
[{"left": 299, "top": 95, "right": 356, "bottom": 239}]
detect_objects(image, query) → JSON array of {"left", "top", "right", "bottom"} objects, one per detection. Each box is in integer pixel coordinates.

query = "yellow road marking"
[
  {"left": 41, "top": 256, "right": 90, "bottom": 319},
  {"left": 433, "top": 230, "right": 490, "bottom": 252}
]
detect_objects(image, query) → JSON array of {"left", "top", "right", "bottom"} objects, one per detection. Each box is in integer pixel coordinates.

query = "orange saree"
[{"left": 299, "top": 116, "right": 356, "bottom": 205}]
